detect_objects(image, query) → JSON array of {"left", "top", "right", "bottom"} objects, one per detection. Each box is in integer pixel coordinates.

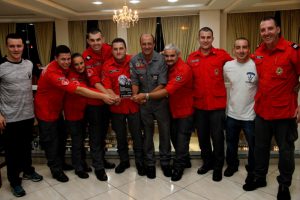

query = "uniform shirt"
[
  {"left": 64, "top": 70, "right": 88, "bottom": 121},
  {"left": 0, "top": 57, "right": 34, "bottom": 122},
  {"left": 34, "top": 61, "right": 78, "bottom": 121},
  {"left": 187, "top": 47, "right": 232, "bottom": 110},
  {"left": 102, "top": 55, "right": 139, "bottom": 114},
  {"left": 223, "top": 59, "right": 257, "bottom": 121},
  {"left": 165, "top": 57, "right": 193, "bottom": 118},
  {"left": 82, "top": 44, "right": 112, "bottom": 87},
  {"left": 253, "top": 37, "right": 300, "bottom": 120},
  {"left": 130, "top": 51, "right": 167, "bottom": 93}
]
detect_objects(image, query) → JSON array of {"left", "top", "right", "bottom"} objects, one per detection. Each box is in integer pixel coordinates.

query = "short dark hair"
[
  {"left": 140, "top": 33, "right": 156, "bottom": 44},
  {"left": 6, "top": 33, "right": 23, "bottom": 44},
  {"left": 86, "top": 27, "right": 102, "bottom": 39},
  {"left": 111, "top": 37, "right": 127, "bottom": 48},
  {"left": 55, "top": 45, "right": 71, "bottom": 57},
  {"left": 234, "top": 37, "right": 250, "bottom": 47},
  {"left": 261, "top": 16, "right": 279, "bottom": 27},
  {"left": 199, "top": 27, "right": 213, "bottom": 37}
]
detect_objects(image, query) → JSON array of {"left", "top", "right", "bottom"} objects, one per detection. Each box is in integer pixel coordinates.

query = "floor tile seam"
[
  {"left": 111, "top": 174, "right": 143, "bottom": 188},
  {"left": 182, "top": 187, "right": 211, "bottom": 200}
]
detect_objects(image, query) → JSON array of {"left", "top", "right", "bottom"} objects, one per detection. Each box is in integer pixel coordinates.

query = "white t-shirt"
[{"left": 223, "top": 59, "right": 257, "bottom": 121}]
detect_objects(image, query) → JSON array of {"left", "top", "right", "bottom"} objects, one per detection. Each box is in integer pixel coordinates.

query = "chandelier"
[{"left": 113, "top": 0, "right": 139, "bottom": 28}]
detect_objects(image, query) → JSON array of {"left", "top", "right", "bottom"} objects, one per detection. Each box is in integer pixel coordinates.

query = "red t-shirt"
[
  {"left": 187, "top": 47, "right": 232, "bottom": 110},
  {"left": 102, "top": 55, "right": 139, "bottom": 114},
  {"left": 34, "top": 61, "right": 77, "bottom": 121},
  {"left": 253, "top": 37, "right": 300, "bottom": 120},
  {"left": 165, "top": 58, "right": 193, "bottom": 118}
]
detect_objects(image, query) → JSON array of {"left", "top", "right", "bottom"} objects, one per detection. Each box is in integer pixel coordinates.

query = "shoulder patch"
[
  {"left": 256, "top": 55, "right": 263, "bottom": 59},
  {"left": 291, "top": 43, "right": 299, "bottom": 49},
  {"left": 86, "top": 55, "right": 91, "bottom": 60}
]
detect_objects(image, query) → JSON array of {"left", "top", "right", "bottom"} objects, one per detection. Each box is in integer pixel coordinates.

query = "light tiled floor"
[{"left": 0, "top": 159, "right": 300, "bottom": 200}]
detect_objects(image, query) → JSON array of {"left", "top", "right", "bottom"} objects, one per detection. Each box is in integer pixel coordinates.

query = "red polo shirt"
[
  {"left": 63, "top": 70, "right": 87, "bottom": 121},
  {"left": 253, "top": 37, "right": 300, "bottom": 120},
  {"left": 34, "top": 61, "right": 78, "bottom": 121},
  {"left": 102, "top": 55, "right": 139, "bottom": 114},
  {"left": 82, "top": 44, "right": 112, "bottom": 87},
  {"left": 187, "top": 47, "right": 232, "bottom": 110},
  {"left": 165, "top": 58, "right": 193, "bottom": 118}
]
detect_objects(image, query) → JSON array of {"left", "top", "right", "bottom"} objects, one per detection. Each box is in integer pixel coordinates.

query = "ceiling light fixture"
[
  {"left": 129, "top": 0, "right": 140, "bottom": 4},
  {"left": 168, "top": 0, "right": 178, "bottom": 2},
  {"left": 92, "top": 1, "right": 103, "bottom": 5},
  {"left": 113, "top": 0, "right": 139, "bottom": 28}
]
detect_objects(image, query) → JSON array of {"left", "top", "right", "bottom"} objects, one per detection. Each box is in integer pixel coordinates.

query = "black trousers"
[
  {"left": 171, "top": 115, "right": 193, "bottom": 170},
  {"left": 254, "top": 115, "right": 298, "bottom": 187},
  {"left": 111, "top": 112, "right": 144, "bottom": 164},
  {"left": 194, "top": 109, "right": 225, "bottom": 171},
  {"left": 3, "top": 118, "right": 35, "bottom": 187}
]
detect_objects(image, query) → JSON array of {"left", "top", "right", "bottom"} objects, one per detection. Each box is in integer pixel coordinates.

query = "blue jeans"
[{"left": 225, "top": 116, "right": 255, "bottom": 172}]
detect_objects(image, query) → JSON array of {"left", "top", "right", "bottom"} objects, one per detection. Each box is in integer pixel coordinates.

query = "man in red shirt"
[
  {"left": 243, "top": 17, "right": 300, "bottom": 200},
  {"left": 133, "top": 43, "right": 193, "bottom": 181},
  {"left": 187, "top": 27, "right": 232, "bottom": 182},
  {"left": 102, "top": 38, "right": 144, "bottom": 175},
  {"left": 35, "top": 45, "right": 115, "bottom": 182},
  {"left": 82, "top": 28, "right": 116, "bottom": 171}
]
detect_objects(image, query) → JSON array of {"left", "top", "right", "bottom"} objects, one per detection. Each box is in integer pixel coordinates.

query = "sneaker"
[
  {"left": 146, "top": 166, "right": 156, "bottom": 179},
  {"left": 243, "top": 179, "right": 267, "bottom": 191},
  {"left": 161, "top": 165, "right": 172, "bottom": 177},
  {"left": 115, "top": 161, "right": 130, "bottom": 174},
  {"left": 197, "top": 164, "right": 213, "bottom": 175},
  {"left": 212, "top": 170, "right": 222, "bottom": 182},
  {"left": 52, "top": 171, "right": 69, "bottom": 182},
  {"left": 75, "top": 170, "right": 89, "bottom": 179},
  {"left": 11, "top": 185, "right": 26, "bottom": 197},
  {"left": 95, "top": 169, "right": 108, "bottom": 181},
  {"left": 224, "top": 166, "right": 238, "bottom": 177},
  {"left": 277, "top": 185, "right": 291, "bottom": 200},
  {"left": 104, "top": 159, "right": 116, "bottom": 169},
  {"left": 23, "top": 171, "right": 43, "bottom": 182}
]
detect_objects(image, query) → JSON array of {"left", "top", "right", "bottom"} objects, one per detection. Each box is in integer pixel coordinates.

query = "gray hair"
[{"left": 164, "top": 43, "right": 181, "bottom": 54}]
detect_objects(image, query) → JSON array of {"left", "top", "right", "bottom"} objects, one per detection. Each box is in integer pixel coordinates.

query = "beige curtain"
[
  {"left": 227, "top": 12, "right": 274, "bottom": 55},
  {"left": 68, "top": 21, "right": 87, "bottom": 54},
  {"left": 161, "top": 15, "right": 199, "bottom": 61},
  {"left": 280, "top": 9, "right": 300, "bottom": 44},
  {"left": 34, "top": 22, "right": 53, "bottom": 66},
  {"left": 0, "top": 23, "right": 16, "bottom": 57},
  {"left": 98, "top": 20, "right": 117, "bottom": 44},
  {"left": 127, "top": 17, "right": 156, "bottom": 55}
]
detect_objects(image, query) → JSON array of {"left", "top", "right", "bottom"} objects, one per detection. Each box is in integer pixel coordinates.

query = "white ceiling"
[{"left": 0, "top": 0, "right": 299, "bottom": 22}]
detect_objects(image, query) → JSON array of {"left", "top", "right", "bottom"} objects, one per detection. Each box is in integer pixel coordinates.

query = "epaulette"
[{"left": 291, "top": 43, "right": 299, "bottom": 49}]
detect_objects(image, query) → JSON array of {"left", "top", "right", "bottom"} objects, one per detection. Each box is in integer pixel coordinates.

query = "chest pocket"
[
  {"left": 150, "top": 73, "right": 159, "bottom": 85},
  {"left": 271, "top": 58, "right": 290, "bottom": 79}
]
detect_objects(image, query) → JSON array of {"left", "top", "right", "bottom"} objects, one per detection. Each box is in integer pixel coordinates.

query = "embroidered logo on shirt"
[
  {"left": 276, "top": 67, "right": 283, "bottom": 75},
  {"left": 86, "top": 55, "right": 91, "bottom": 60},
  {"left": 214, "top": 69, "right": 219, "bottom": 75},
  {"left": 109, "top": 69, "right": 120, "bottom": 74},
  {"left": 87, "top": 68, "right": 93, "bottom": 77},
  {"left": 190, "top": 59, "right": 200, "bottom": 63},
  {"left": 175, "top": 75, "right": 182, "bottom": 82},
  {"left": 246, "top": 72, "right": 255, "bottom": 83},
  {"left": 58, "top": 77, "right": 69, "bottom": 86},
  {"left": 291, "top": 43, "right": 299, "bottom": 49},
  {"left": 256, "top": 55, "right": 263, "bottom": 59},
  {"left": 152, "top": 75, "right": 158, "bottom": 80}
]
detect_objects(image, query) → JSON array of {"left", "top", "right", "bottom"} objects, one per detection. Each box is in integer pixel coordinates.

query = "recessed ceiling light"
[
  {"left": 168, "top": 0, "right": 178, "bottom": 2},
  {"left": 92, "top": 1, "right": 103, "bottom": 5},
  {"left": 130, "top": 0, "right": 140, "bottom": 4}
]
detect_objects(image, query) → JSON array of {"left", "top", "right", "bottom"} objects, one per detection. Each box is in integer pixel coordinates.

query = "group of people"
[{"left": 0, "top": 16, "right": 299, "bottom": 200}]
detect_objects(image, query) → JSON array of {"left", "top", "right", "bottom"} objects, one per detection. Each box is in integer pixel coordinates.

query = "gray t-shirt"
[{"left": 0, "top": 57, "right": 34, "bottom": 122}]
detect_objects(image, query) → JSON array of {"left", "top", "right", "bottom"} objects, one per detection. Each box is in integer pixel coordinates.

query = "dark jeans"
[
  {"left": 171, "top": 115, "right": 193, "bottom": 170},
  {"left": 254, "top": 115, "right": 298, "bottom": 187},
  {"left": 84, "top": 105, "right": 108, "bottom": 170},
  {"left": 140, "top": 99, "right": 171, "bottom": 166},
  {"left": 65, "top": 120, "right": 86, "bottom": 171},
  {"left": 3, "top": 118, "right": 35, "bottom": 187},
  {"left": 111, "top": 112, "right": 143, "bottom": 164},
  {"left": 225, "top": 116, "right": 255, "bottom": 172},
  {"left": 38, "top": 119, "right": 65, "bottom": 174},
  {"left": 194, "top": 109, "right": 225, "bottom": 171}
]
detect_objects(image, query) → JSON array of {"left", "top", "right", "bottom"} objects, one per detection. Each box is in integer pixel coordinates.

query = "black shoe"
[
  {"left": 62, "top": 163, "right": 74, "bottom": 171},
  {"left": 197, "top": 165, "right": 213, "bottom": 175},
  {"left": 146, "top": 166, "right": 156, "bottom": 179},
  {"left": 95, "top": 169, "right": 108, "bottom": 181},
  {"left": 11, "top": 185, "right": 26, "bottom": 197},
  {"left": 212, "top": 170, "right": 222, "bottom": 182},
  {"left": 52, "top": 171, "right": 69, "bottom": 182},
  {"left": 136, "top": 162, "right": 146, "bottom": 176},
  {"left": 115, "top": 161, "right": 130, "bottom": 174},
  {"left": 224, "top": 166, "right": 238, "bottom": 177},
  {"left": 171, "top": 169, "right": 183, "bottom": 182},
  {"left": 185, "top": 160, "right": 192, "bottom": 168},
  {"left": 245, "top": 172, "right": 255, "bottom": 184},
  {"left": 243, "top": 179, "right": 267, "bottom": 191},
  {"left": 75, "top": 170, "right": 89, "bottom": 179},
  {"left": 104, "top": 159, "right": 116, "bottom": 169},
  {"left": 161, "top": 165, "right": 172, "bottom": 177},
  {"left": 277, "top": 185, "right": 291, "bottom": 200},
  {"left": 83, "top": 162, "right": 92, "bottom": 172}
]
